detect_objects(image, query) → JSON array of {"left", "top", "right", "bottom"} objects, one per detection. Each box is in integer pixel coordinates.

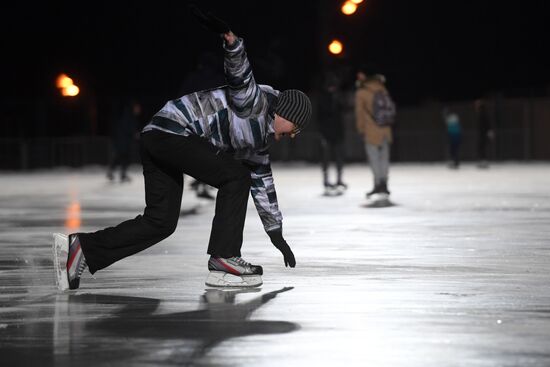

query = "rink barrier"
[{"left": 0, "top": 127, "right": 536, "bottom": 170}]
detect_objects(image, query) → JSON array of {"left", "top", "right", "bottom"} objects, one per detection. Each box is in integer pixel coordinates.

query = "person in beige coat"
[{"left": 354, "top": 66, "right": 395, "bottom": 198}]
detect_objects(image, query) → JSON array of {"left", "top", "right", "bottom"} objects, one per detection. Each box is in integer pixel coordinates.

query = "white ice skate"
[
  {"left": 52, "top": 233, "right": 87, "bottom": 291},
  {"left": 205, "top": 256, "right": 263, "bottom": 288},
  {"left": 52, "top": 233, "right": 70, "bottom": 291}
]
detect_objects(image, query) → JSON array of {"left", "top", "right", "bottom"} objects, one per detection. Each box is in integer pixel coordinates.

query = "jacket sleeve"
[
  {"left": 355, "top": 90, "right": 368, "bottom": 134},
  {"left": 223, "top": 37, "right": 265, "bottom": 118},
  {"left": 244, "top": 157, "right": 283, "bottom": 233}
]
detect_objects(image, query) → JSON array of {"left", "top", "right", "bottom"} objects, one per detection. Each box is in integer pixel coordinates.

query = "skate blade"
[
  {"left": 205, "top": 271, "right": 262, "bottom": 288},
  {"left": 52, "top": 233, "right": 70, "bottom": 291}
]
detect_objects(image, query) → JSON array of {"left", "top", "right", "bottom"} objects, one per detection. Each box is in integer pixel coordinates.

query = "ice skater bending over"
[{"left": 53, "top": 5, "right": 312, "bottom": 289}]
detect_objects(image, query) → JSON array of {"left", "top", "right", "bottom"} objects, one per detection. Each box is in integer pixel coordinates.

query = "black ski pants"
[{"left": 79, "top": 130, "right": 251, "bottom": 274}]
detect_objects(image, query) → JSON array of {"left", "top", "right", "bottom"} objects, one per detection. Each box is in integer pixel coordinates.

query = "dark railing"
[
  {"left": 2, "top": 93, "right": 549, "bottom": 170},
  {"left": 1, "top": 137, "right": 112, "bottom": 170},
  {"left": 0, "top": 127, "right": 532, "bottom": 171}
]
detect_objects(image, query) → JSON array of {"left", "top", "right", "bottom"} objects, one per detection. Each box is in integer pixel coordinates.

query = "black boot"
[
  {"left": 379, "top": 179, "right": 390, "bottom": 195},
  {"left": 366, "top": 183, "right": 381, "bottom": 198}
]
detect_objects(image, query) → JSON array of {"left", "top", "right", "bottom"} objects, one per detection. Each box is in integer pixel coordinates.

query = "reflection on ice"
[
  {"left": 1, "top": 164, "right": 550, "bottom": 366},
  {"left": 64, "top": 201, "right": 81, "bottom": 230}
]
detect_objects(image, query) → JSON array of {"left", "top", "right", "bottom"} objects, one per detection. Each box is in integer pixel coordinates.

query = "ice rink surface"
[{"left": 1, "top": 162, "right": 549, "bottom": 367}]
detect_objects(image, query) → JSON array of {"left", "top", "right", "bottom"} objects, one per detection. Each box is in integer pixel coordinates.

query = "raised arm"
[
  {"left": 189, "top": 4, "right": 264, "bottom": 117},
  {"left": 223, "top": 33, "right": 264, "bottom": 117}
]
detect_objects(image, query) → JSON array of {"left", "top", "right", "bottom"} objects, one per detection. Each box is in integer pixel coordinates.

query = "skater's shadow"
[
  {"left": 69, "top": 287, "right": 296, "bottom": 365},
  {"left": 2, "top": 287, "right": 297, "bottom": 366},
  {"left": 179, "top": 204, "right": 201, "bottom": 217},
  {"left": 362, "top": 198, "right": 397, "bottom": 208},
  {"left": 180, "top": 199, "right": 215, "bottom": 217},
  {"left": 321, "top": 191, "right": 344, "bottom": 198}
]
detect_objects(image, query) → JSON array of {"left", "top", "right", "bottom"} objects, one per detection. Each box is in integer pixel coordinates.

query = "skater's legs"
[
  {"left": 119, "top": 150, "right": 130, "bottom": 180},
  {"left": 205, "top": 161, "right": 250, "bottom": 257},
  {"left": 379, "top": 139, "right": 390, "bottom": 183},
  {"left": 449, "top": 135, "right": 461, "bottom": 167},
  {"left": 107, "top": 145, "right": 119, "bottom": 180},
  {"left": 478, "top": 132, "right": 489, "bottom": 164},
  {"left": 320, "top": 137, "right": 331, "bottom": 186},
  {"left": 140, "top": 132, "right": 251, "bottom": 257},
  {"left": 80, "top": 130, "right": 251, "bottom": 274},
  {"left": 333, "top": 141, "right": 345, "bottom": 184},
  {"left": 365, "top": 142, "right": 384, "bottom": 185},
  {"left": 80, "top": 138, "right": 183, "bottom": 273}
]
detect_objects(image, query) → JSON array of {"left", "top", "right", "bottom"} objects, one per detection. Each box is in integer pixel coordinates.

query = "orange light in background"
[
  {"left": 350, "top": 0, "right": 364, "bottom": 4},
  {"left": 341, "top": 1, "right": 358, "bottom": 15},
  {"left": 328, "top": 40, "right": 344, "bottom": 55},
  {"left": 56, "top": 73, "right": 80, "bottom": 97},
  {"left": 62, "top": 85, "right": 80, "bottom": 97},
  {"left": 65, "top": 201, "right": 81, "bottom": 230},
  {"left": 56, "top": 74, "right": 73, "bottom": 89}
]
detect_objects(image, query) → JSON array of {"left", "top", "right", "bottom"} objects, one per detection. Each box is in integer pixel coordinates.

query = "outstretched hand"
[
  {"left": 188, "top": 3, "right": 231, "bottom": 34},
  {"left": 268, "top": 230, "right": 296, "bottom": 268}
]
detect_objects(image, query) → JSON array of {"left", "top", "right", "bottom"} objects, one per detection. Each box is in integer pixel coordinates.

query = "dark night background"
[{"left": 2, "top": 0, "right": 550, "bottom": 139}]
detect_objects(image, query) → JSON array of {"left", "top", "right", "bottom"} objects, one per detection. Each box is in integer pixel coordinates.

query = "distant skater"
[
  {"left": 443, "top": 107, "right": 462, "bottom": 169},
  {"left": 474, "top": 98, "right": 494, "bottom": 168},
  {"left": 355, "top": 64, "right": 396, "bottom": 199},
  {"left": 317, "top": 72, "right": 347, "bottom": 195}
]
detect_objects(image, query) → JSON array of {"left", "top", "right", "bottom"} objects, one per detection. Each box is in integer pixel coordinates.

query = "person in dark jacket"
[
  {"left": 317, "top": 72, "right": 347, "bottom": 195},
  {"left": 106, "top": 99, "right": 142, "bottom": 183},
  {"left": 443, "top": 107, "right": 462, "bottom": 169},
  {"left": 52, "top": 8, "right": 312, "bottom": 290},
  {"left": 474, "top": 97, "right": 494, "bottom": 168}
]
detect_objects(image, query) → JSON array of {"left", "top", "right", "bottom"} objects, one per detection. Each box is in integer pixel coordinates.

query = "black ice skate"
[
  {"left": 367, "top": 178, "right": 390, "bottom": 199},
  {"left": 366, "top": 184, "right": 381, "bottom": 199},
  {"left": 379, "top": 180, "right": 390, "bottom": 196}
]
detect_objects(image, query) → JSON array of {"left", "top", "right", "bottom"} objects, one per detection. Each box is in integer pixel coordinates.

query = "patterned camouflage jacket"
[{"left": 142, "top": 37, "right": 282, "bottom": 232}]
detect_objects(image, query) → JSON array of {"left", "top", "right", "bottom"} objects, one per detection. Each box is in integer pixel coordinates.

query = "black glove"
[
  {"left": 268, "top": 230, "right": 296, "bottom": 268},
  {"left": 188, "top": 3, "right": 230, "bottom": 34}
]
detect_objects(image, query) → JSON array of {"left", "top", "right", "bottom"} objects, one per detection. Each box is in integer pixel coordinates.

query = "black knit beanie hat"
[{"left": 275, "top": 89, "right": 312, "bottom": 134}]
